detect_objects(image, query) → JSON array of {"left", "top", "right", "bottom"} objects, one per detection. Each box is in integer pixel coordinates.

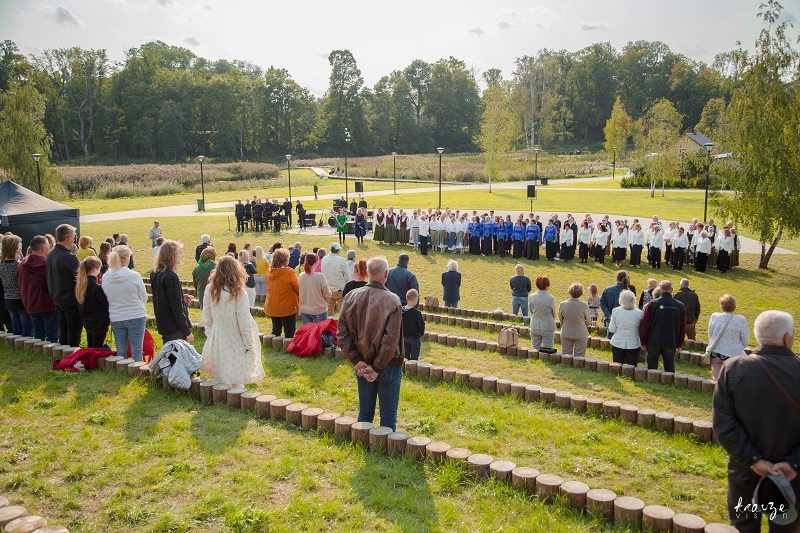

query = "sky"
[{"left": 0, "top": 0, "right": 792, "bottom": 96}]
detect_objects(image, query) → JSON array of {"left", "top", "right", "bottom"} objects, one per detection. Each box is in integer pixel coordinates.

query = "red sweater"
[{"left": 18, "top": 254, "right": 56, "bottom": 314}]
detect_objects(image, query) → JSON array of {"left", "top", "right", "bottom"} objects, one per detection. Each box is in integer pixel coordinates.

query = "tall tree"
[
  {"left": 565, "top": 42, "right": 618, "bottom": 141},
  {"left": 403, "top": 59, "right": 430, "bottom": 126},
  {"left": 62, "top": 48, "right": 109, "bottom": 163},
  {"left": 322, "top": 50, "right": 368, "bottom": 154},
  {"left": 717, "top": 0, "right": 800, "bottom": 269},
  {"left": 0, "top": 40, "right": 29, "bottom": 94},
  {"left": 477, "top": 84, "right": 518, "bottom": 190},
  {"left": 426, "top": 57, "right": 481, "bottom": 151},
  {"left": 633, "top": 98, "right": 683, "bottom": 196},
  {"left": 0, "top": 83, "right": 60, "bottom": 194},
  {"left": 695, "top": 97, "right": 729, "bottom": 146},
  {"left": 603, "top": 96, "right": 632, "bottom": 158}
]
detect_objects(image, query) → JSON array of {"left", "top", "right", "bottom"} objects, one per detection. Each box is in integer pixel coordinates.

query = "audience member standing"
[
  {"left": 402, "top": 288, "right": 425, "bottom": 361},
  {"left": 707, "top": 294, "right": 750, "bottom": 380},
  {"left": 509, "top": 264, "right": 531, "bottom": 318},
  {"left": 638, "top": 280, "right": 686, "bottom": 372},
  {"left": 0, "top": 234, "right": 32, "bottom": 337},
  {"left": 386, "top": 253, "right": 419, "bottom": 307},
  {"left": 264, "top": 248, "right": 299, "bottom": 338},
  {"left": 151, "top": 240, "right": 194, "bottom": 344},
  {"left": 528, "top": 275, "right": 556, "bottom": 350},
  {"left": 76, "top": 256, "right": 110, "bottom": 348},
  {"left": 559, "top": 282, "right": 591, "bottom": 357},
  {"left": 600, "top": 270, "right": 628, "bottom": 332},
  {"left": 343, "top": 259, "right": 369, "bottom": 298},
  {"left": 149, "top": 220, "right": 162, "bottom": 249},
  {"left": 321, "top": 243, "right": 351, "bottom": 316},
  {"left": 18, "top": 235, "right": 59, "bottom": 342},
  {"left": 608, "top": 290, "right": 643, "bottom": 366},
  {"left": 298, "top": 253, "right": 331, "bottom": 324},
  {"left": 46, "top": 224, "right": 83, "bottom": 347},
  {"left": 441, "top": 260, "right": 461, "bottom": 308},
  {"left": 192, "top": 247, "right": 217, "bottom": 309},
  {"left": 673, "top": 278, "right": 701, "bottom": 341},
  {"left": 103, "top": 246, "right": 148, "bottom": 361}
]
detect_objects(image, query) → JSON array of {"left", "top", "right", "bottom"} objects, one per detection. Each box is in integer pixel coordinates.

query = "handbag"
[
  {"left": 705, "top": 314, "right": 734, "bottom": 365},
  {"left": 424, "top": 295, "right": 439, "bottom": 308},
  {"left": 498, "top": 326, "right": 519, "bottom": 348}
]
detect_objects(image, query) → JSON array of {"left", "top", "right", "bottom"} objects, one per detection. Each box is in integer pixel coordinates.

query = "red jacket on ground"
[{"left": 287, "top": 319, "right": 338, "bottom": 357}]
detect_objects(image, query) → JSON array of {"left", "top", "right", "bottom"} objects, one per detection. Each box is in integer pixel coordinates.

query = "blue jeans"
[
  {"left": 7, "top": 307, "right": 32, "bottom": 337},
  {"left": 355, "top": 364, "right": 402, "bottom": 431},
  {"left": 300, "top": 312, "right": 328, "bottom": 324},
  {"left": 30, "top": 312, "right": 60, "bottom": 342},
  {"left": 111, "top": 317, "right": 146, "bottom": 362},
  {"left": 512, "top": 296, "right": 528, "bottom": 317}
]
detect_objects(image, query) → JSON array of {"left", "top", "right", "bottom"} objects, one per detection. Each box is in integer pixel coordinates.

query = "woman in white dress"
[
  {"left": 608, "top": 290, "right": 643, "bottom": 366},
  {"left": 201, "top": 255, "right": 265, "bottom": 387}
]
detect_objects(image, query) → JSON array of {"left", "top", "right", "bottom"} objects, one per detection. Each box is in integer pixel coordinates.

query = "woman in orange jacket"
[{"left": 264, "top": 248, "right": 299, "bottom": 338}]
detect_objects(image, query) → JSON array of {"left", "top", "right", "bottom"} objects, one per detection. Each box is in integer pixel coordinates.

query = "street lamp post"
[
  {"left": 197, "top": 155, "right": 205, "bottom": 211},
  {"left": 703, "top": 142, "right": 714, "bottom": 222},
  {"left": 534, "top": 148, "right": 539, "bottom": 184},
  {"left": 344, "top": 128, "right": 351, "bottom": 204},
  {"left": 680, "top": 148, "right": 686, "bottom": 186},
  {"left": 392, "top": 152, "right": 397, "bottom": 195},
  {"left": 436, "top": 147, "right": 444, "bottom": 208},
  {"left": 32, "top": 153, "right": 42, "bottom": 195},
  {"left": 612, "top": 147, "right": 617, "bottom": 181},
  {"left": 285, "top": 154, "right": 292, "bottom": 202}
]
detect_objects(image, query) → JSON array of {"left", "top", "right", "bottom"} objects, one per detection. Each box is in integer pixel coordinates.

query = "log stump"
[
  {"left": 212, "top": 383, "right": 232, "bottom": 404},
  {"left": 672, "top": 513, "right": 706, "bottom": 532},
  {"left": 334, "top": 416, "right": 357, "bottom": 439},
  {"left": 510, "top": 382, "right": 527, "bottom": 398},
  {"left": 467, "top": 454, "right": 494, "bottom": 478},
  {"left": 527, "top": 348, "right": 539, "bottom": 359},
  {"left": 406, "top": 436, "right": 432, "bottom": 461},
  {"left": 0, "top": 506, "right": 27, "bottom": 527},
  {"left": 368, "top": 426, "right": 393, "bottom": 452},
  {"left": 199, "top": 380, "right": 219, "bottom": 403},
  {"left": 703, "top": 524, "right": 738, "bottom": 533},
  {"left": 603, "top": 401, "right": 621, "bottom": 418},
  {"left": 596, "top": 360, "right": 609, "bottom": 373},
  {"left": 489, "top": 460, "right": 516, "bottom": 482},
  {"left": 560, "top": 354, "right": 573, "bottom": 366},
  {"left": 14, "top": 336, "right": 31, "bottom": 350},
  {"left": 240, "top": 392, "right": 260, "bottom": 412},
  {"left": 387, "top": 431, "right": 411, "bottom": 456},
  {"left": 351, "top": 422, "right": 374, "bottom": 447},
  {"left": 417, "top": 362, "right": 432, "bottom": 378},
  {"left": 655, "top": 412, "right": 675, "bottom": 433},
  {"left": 674, "top": 416, "right": 694, "bottom": 435},
  {"left": 688, "top": 376, "right": 703, "bottom": 391},
  {"left": 570, "top": 395, "right": 588, "bottom": 412},
  {"left": 701, "top": 379, "right": 716, "bottom": 392},
  {"left": 475, "top": 340, "right": 487, "bottom": 351},
  {"left": 511, "top": 467, "right": 539, "bottom": 493},
  {"left": 587, "top": 489, "right": 617, "bottom": 522},
  {"left": 487, "top": 342, "right": 498, "bottom": 352},
  {"left": 468, "top": 373, "right": 485, "bottom": 389},
  {"left": 496, "top": 379, "right": 512, "bottom": 394},
  {"left": 442, "top": 368, "right": 457, "bottom": 382},
  {"left": 590, "top": 337, "right": 601, "bottom": 348},
  {"left": 224, "top": 387, "right": 246, "bottom": 409},
  {"left": 647, "top": 369, "right": 662, "bottom": 382},
  {"left": 642, "top": 505, "right": 675, "bottom": 532},
  {"left": 621, "top": 364, "right": 636, "bottom": 378},
  {"left": 271, "top": 336, "right": 284, "bottom": 349},
  {"left": 560, "top": 480, "right": 590, "bottom": 511},
  {"left": 285, "top": 403, "right": 307, "bottom": 427},
  {"left": 426, "top": 442, "right": 452, "bottom": 463},
  {"left": 555, "top": 391, "right": 572, "bottom": 409},
  {"left": 455, "top": 370, "right": 471, "bottom": 384},
  {"left": 550, "top": 352, "right": 562, "bottom": 364},
  {"left": 300, "top": 407, "right": 323, "bottom": 431},
  {"left": 466, "top": 338, "right": 476, "bottom": 349},
  {"left": 614, "top": 495, "right": 645, "bottom": 528},
  {"left": 404, "top": 360, "right": 418, "bottom": 376},
  {"left": 3, "top": 515, "right": 47, "bottom": 532},
  {"left": 116, "top": 358, "right": 135, "bottom": 373},
  {"left": 536, "top": 473, "right": 564, "bottom": 503},
  {"left": 127, "top": 361, "right": 146, "bottom": 377},
  {"left": 431, "top": 365, "right": 445, "bottom": 380},
  {"left": 661, "top": 372, "right": 675, "bottom": 385},
  {"left": 316, "top": 412, "right": 339, "bottom": 435},
  {"left": 254, "top": 394, "right": 277, "bottom": 418},
  {"left": 445, "top": 447, "right": 471, "bottom": 465},
  {"left": 584, "top": 358, "right": 597, "bottom": 371},
  {"left": 608, "top": 362, "right": 622, "bottom": 375},
  {"left": 620, "top": 404, "right": 639, "bottom": 424},
  {"left": 692, "top": 420, "right": 713, "bottom": 443},
  {"left": 675, "top": 374, "right": 689, "bottom": 387},
  {"left": 524, "top": 385, "right": 541, "bottom": 402},
  {"left": 540, "top": 388, "right": 557, "bottom": 404},
  {"left": 636, "top": 408, "right": 657, "bottom": 427},
  {"left": 269, "top": 399, "right": 292, "bottom": 421},
  {"left": 586, "top": 398, "right": 604, "bottom": 413},
  {"left": 482, "top": 376, "right": 498, "bottom": 393},
  {"left": 634, "top": 367, "right": 648, "bottom": 381},
  {"left": 572, "top": 356, "right": 585, "bottom": 368}
]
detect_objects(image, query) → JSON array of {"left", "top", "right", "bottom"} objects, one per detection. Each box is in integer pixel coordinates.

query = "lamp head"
[
  {"left": 391, "top": 152, "right": 397, "bottom": 156},
  {"left": 285, "top": 154, "right": 292, "bottom": 161},
  {"left": 32, "top": 153, "right": 42, "bottom": 163},
  {"left": 197, "top": 155, "right": 205, "bottom": 163},
  {"left": 704, "top": 142, "right": 714, "bottom": 153},
  {"left": 436, "top": 147, "right": 444, "bottom": 154}
]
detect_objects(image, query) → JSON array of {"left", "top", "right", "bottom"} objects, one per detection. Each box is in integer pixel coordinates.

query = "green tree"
[
  {"left": 695, "top": 97, "right": 729, "bottom": 147},
  {"left": 426, "top": 57, "right": 481, "bottom": 151},
  {"left": 633, "top": 98, "right": 683, "bottom": 196},
  {"left": 603, "top": 96, "right": 632, "bottom": 158},
  {"left": 717, "top": 0, "right": 800, "bottom": 269},
  {"left": 477, "top": 84, "right": 518, "bottom": 191},
  {"left": 0, "top": 83, "right": 61, "bottom": 195},
  {"left": 322, "top": 50, "right": 368, "bottom": 155},
  {"left": 403, "top": 59, "right": 430, "bottom": 126},
  {"left": 565, "top": 42, "right": 618, "bottom": 141},
  {"left": 0, "top": 40, "right": 30, "bottom": 94}
]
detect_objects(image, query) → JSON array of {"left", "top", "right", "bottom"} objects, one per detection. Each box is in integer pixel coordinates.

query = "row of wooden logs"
[
  {"left": 4, "top": 331, "right": 734, "bottom": 532},
  {"left": 92, "top": 343, "right": 733, "bottom": 532},
  {"left": 419, "top": 329, "right": 718, "bottom": 393},
  {"left": 0, "top": 496, "right": 68, "bottom": 532},
  {"left": 404, "top": 360, "right": 717, "bottom": 444}
]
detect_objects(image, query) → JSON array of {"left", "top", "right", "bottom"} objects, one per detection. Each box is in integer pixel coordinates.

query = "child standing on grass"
[
  {"left": 402, "top": 289, "right": 425, "bottom": 361},
  {"left": 587, "top": 284, "right": 600, "bottom": 325},
  {"left": 76, "top": 256, "right": 110, "bottom": 348}
]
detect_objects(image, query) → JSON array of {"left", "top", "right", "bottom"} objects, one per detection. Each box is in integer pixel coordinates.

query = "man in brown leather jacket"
[
  {"left": 337, "top": 255, "right": 404, "bottom": 431},
  {"left": 713, "top": 310, "right": 800, "bottom": 532}
]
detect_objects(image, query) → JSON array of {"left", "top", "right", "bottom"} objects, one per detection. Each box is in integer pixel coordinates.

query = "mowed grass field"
[{"left": 1, "top": 177, "right": 796, "bottom": 532}]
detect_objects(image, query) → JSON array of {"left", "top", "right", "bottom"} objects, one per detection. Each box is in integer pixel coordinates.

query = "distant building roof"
[{"left": 686, "top": 132, "right": 714, "bottom": 148}]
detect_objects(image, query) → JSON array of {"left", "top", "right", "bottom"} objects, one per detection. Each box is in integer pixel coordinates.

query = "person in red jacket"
[{"left": 18, "top": 235, "right": 59, "bottom": 342}]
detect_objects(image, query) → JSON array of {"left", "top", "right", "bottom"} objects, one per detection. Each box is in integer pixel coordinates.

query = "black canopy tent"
[{"left": 0, "top": 181, "right": 80, "bottom": 252}]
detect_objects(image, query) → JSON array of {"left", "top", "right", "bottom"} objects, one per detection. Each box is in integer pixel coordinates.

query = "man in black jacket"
[
  {"left": 674, "top": 278, "right": 701, "bottom": 341},
  {"left": 638, "top": 280, "right": 685, "bottom": 372},
  {"left": 283, "top": 198, "right": 293, "bottom": 227},
  {"left": 235, "top": 200, "right": 246, "bottom": 232},
  {"left": 45, "top": 224, "right": 82, "bottom": 347},
  {"left": 713, "top": 310, "right": 800, "bottom": 532}
]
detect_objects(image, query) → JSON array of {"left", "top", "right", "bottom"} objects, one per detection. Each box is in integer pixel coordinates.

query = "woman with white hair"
[
  {"left": 252, "top": 246, "right": 268, "bottom": 298},
  {"left": 707, "top": 294, "right": 750, "bottom": 379},
  {"left": 441, "top": 259, "right": 461, "bottom": 308},
  {"left": 695, "top": 230, "right": 712, "bottom": 272},
  {"left": 238, "top": 249, "right": 257, "bottom": 307},
  {"left": 608, "top": 289, "right": 643, "bottom": 365}
]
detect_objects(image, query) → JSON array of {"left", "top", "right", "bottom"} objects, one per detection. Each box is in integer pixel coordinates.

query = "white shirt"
[
  {"left": 608, "top": 307, "right": 643, "bottom": 349},
  {"left": 696, "top": 237, "right": 712, "bottom": 254},
  {"left": 560, "top": 228, "right": 573, "bottom": 246},
  {"left": 628, "top": 229, "right": 644, "bottom": 246},
  {"left": 594, "top": 231, "right": 610, "bottom": 247},
  {"left": 321, "top": 253, "right": 351, "bottom": 292},
  {"left": 611, "top": 232, "right": 627, "bottom": 248},
  {"left": 716, "top": 235, "right": 733, "bottom": 253},
  {"left": 707, "top": 312, "right": 750, "bottom": 357},
  {"left": 419, "top": 219, "right": 430, "bottom": 236},
  {"left": 649, "top": 231, "right": 664, "bottom": 248},
  {"left": 410, "top": 216, "right": 420, "bottom": 229},
  {"left": 577, "top": 227, "right": 592, "bottom": 245},
  {"left": 663, "top": 228, "right": 676, "bottom": 245},
  {"left": 672, "top": 233, "right": 688, "bottom": 249},
  {"left": 459, "top": 219, "right": 469, "bottom": 233},
  {"left": 429, "top": 218, "right": 439, "bottom": 232}
]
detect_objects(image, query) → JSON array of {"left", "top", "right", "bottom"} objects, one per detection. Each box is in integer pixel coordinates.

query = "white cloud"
[
  {"left": 42, "top": 5, "right": 82, "bottom": 26},
  {"left": 498, "top": 21, "right": 512, "bottom": 30},
  {"left": 156, "top": 0, "right": 172, "bottom": 6},
  {"left": 203, "top": 3, "right": 212, "bottom": 9},
  {"left": 580, "top": 22, "right": 607, "bottom": 31},
  {"left": 468, "top": 28, "right": 484, "bottom": 37},
  {"left": 184, "top": 36, "right": 199, "bottom": 46}
]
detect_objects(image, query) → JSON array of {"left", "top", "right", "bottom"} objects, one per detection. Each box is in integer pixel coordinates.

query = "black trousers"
[
  {"left": 420, "top": 237, "right": 428, "bottom": 255},
  {"left": 57, "top": 305, "right": 83, "bottom": 347},
  {"left": 612, "top": 346, "right": 640, "bottom": 366},
  {"left": 718, "top": 250, "right": 730, "bottom": 273},
  {"left": 236, "top": 216, "right": 246, "bottom": 232},
  {"left": 271, "top": 315, "right": 296, "bottom": 338},
  {"left": 649, "top": 246, "right": 662, "bottom": 268},
  {"left": 696, "top": 252, "right": 708, "bottom": 272},
  {"left": 630, "top": 244, "right": 643, "bottom": 265},
  {"left": 579, "top": 242, "right": 589, "bottom": 262},
  {"left": 86, "top": 326, "right": 109, "bottom": 349},
  {"left": 404, "top": 338, "right": 421, "bottom": 361},
  {"left": 727, "top": 465, "right": 800, "bottom": 533},
  {"left": 646, "top": 346, "right": 675, "bottom": 373},
  {"left": 673, "top": 247, "right": 685, "bottom": 270}
]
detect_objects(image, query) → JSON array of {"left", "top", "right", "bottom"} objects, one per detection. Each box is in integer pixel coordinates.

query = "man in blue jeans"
[
  {"left": 509, "top": 264, "right": 531, "bottom": 317},
  {"left": 18, "top": 235, "right": 60, "bottom": 342},
  {"left": 338, "top": 255, "right": 404, "bottom": 431}
]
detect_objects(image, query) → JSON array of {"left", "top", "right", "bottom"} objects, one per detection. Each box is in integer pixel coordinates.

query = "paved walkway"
[{"left": 80, "top": 176, "right": 794, "bottom": 255}]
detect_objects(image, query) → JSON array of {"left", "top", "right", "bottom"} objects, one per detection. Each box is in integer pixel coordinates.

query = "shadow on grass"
[
  {"left": 350, "top": 450, "right": 439, "bottom": 533},
  {"left": 261, "top": 348, "right": 343, "bottom": 389}
]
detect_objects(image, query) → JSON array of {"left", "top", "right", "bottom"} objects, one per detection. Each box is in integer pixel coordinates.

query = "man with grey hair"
[
  {"left": 674, "top": 278, "right": 700, "bottom": 341},
  {"left": 46, "top": 224, "right": 82, "bottom": 347},
  {"left": 288, "top": 242, "right": 302, "bottom": 269},
  {"left": 321, "top": 242, "right": 351, "bottom": 316},
  {"left": 713, "top": 310, "right": 800, "bottom": 532},
  {"left": 338, "top": 255, "right": 404, "bottom": 431},
  {"left": 638, "top": 280, "right": 686, "bottom": 372},
  {"left": 195, "top": 234, "right": 212, "bottom": 262},
  {"left": 386, "top": 253, "right": 419, "bottom": 306}
]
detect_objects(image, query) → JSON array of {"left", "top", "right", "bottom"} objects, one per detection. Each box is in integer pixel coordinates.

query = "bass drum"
[{"left": 329, "top": 215, "right": 336, "bottom": 227}]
